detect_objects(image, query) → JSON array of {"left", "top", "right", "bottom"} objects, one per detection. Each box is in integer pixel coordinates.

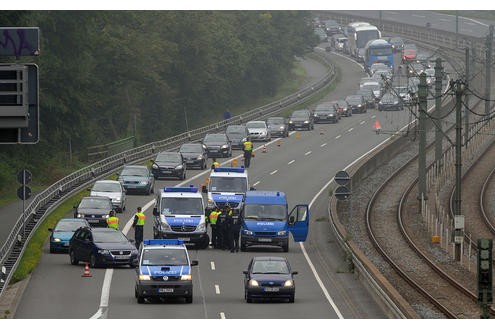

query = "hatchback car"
[
  {"left": 69, "top": 227, "right": 138, "bottom": 268},
  {"left": 402, "top": 44, "right": 417, "bottom": 62},
  {"left": 202, "top": 133, "right": 232, "bottom": 158},
  {"left": 179, "top": 143, "right": 208, "bottom": 170},
  {"left": 378, "top": 92, "right": 404, "bottom": 111},
  {"left": 266, "top": 117, "right": 289, "bottom": 138},
  {"left": 389, "top": 36, "right": 404, "bottom": 53},
  {"left": 74, "top": 196, "right": 114, "bottom": 227},
  {"left": 243, "top": 256, "right": 298, "bottom": 303},
  {"left": 288, "top": 109, "right": 314, "bottom": 131},
  {"left": 335, "top": 99, "right": 351, "bottom": 117},
  {"left": 246, "top": 121, "right": 271, "bottom": 142},
  {"left": 313, "top": 102, "right": 339, "bottom": 123},
  {"left": 345, "top": 95, "right": 367, "bottom": 114},
  {"left": 117, "top": 165, "right": 155, "bottom": 195},
  {"left": 356, "top": 88, "right": 376, "bottom": 109},
  {"left": 151, "top": 151, "right": 186, "bottom": 180},
  {"left": 48, "top": 218, "right": 90, "bottom": 253},
  {"left": 226, "top": 125, "right": 249, "bottom": 149},
  {"left": 90, "top": 180, "right": 126, "bottom": 213}
]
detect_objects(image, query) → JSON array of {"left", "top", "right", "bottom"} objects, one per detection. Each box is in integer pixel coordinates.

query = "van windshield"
[
  {"left": 244, "top": 204, "right": 287, "bottom": 220},
  {"left": 161, "top": 197, "right": 204, "bottom": 215},
  {"left": 142, "top": 249, "right": 188, "bottom": 266},
  {"left": 209, "top": 177, "right": 247, "bottom": 193}
]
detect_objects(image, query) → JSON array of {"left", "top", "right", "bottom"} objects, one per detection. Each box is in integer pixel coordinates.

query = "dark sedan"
[
  {"left": 179, "top": 143, "right": 208, "bottom": 170},
  {"left": 378, "top": 92, "right": 404, "bottom": 111},
  {"left": 74, "top": 196, "right": 113, "bottom": 227},
  {"left": 266, "top": 117, "right": 289, "bottom": 138},
  {"left": 69, "top": 227, "right": 138, "bottom": 268},
  {"left": 345, "top": 95, "right": 367, "bottom": 114},
  {"left": 335, "top": 100, "right": 351, "bottom": 117},
  {"left": 313, "top": 102, "right": 339, "bottom": 123},
  {"left": 226, "top": 125, "right": 249, "bottom": 149},
  {"left": 117, "top": 165, "right": 155, "bottom": 195},
  {"left": 288, "top": 109, "right": 314, "bottom": 131},
  {"left": 151, "top": 151, "right": 186, "bottom": 180},
  {"left": 243, "top": 256, "right": 297, "bottom": 303},
  {"left": 202, "top": 133, "right": 232, "bottom": 158},
  {"left": 48, "top": 218, "right": 90, "bottom": 253}
]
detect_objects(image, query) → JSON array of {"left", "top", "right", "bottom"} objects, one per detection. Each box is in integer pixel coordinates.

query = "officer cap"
[{"left": 109, "top": 210, "right": 115, "bottom": 216}]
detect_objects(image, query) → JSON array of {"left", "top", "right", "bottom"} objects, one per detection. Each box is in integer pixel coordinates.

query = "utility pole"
[
  {"left": 465, "top": 48, "right": 470, "bottom": 148},
  {"left": 418, "top": 72, "right": 428, "bottom": 210},
  {"left": 485, "top": 25, "right": 493, "bottom": 115},
  {"left": 455, "top": 11, "right": 459, "bottom": 46},
  {"left": 434, "top": 58, "right": 443, "bottom": 170},
  {"left": 454, "top": 81, "right": 463, "bottom": 261}
]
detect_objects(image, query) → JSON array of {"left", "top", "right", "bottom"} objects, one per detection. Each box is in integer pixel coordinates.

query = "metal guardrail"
[{"left": 0, "top": 51, "right": 335, "bottom": 297}]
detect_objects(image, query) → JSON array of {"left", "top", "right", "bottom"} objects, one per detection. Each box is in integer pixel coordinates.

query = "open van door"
[{"left": 288, "top": 204, "right": 309, "bottom": 242}]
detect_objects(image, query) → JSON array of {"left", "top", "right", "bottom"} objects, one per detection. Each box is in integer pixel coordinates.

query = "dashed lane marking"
[
  {"left": 336, "top": 135, "right": 341, "bottom": 139},
  {"left": 360, "top": 121, "right": 365, "bottom": 125},
  {"left": 288, "top": 160, "right": 295, "bottom": 165},
  {"left": 304, "top": 151, "right": 312, "bottom": 156},
  {"left": 270, "top": 170, "right": 278, "bottom": 175},
  {"left": 348, "top": 128, "right": 353, "bottom": 132},
  {"left": 320, "top": 143, "right": 327, "bottom": 147},
  {"left": 220, "top": 312, "right": 226, "bottom": 319},
  {"left": 210, "top": 262, "right": 215, "bottom": 271},
  {"left": 215, "top": 285, "right": 220, "bottom": 294}
]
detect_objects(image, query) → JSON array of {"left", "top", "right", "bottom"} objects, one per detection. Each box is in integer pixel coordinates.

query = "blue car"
[
  {"left": 117, "top": 165, "right": 155, "bottom": 195},
  {"left": 48, "top": 218, "right": 90, "bottom": 253}
]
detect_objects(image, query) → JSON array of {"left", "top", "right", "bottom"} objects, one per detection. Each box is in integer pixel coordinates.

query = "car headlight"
[
  {"left": 329, "top": 114, "right": 334, "bottom": 117},
  {"left": 139, "top": 181, "right": 147, "bottom": 185},
  {"left": 304, "top": 120, "right": 309, "bottom": 124},
  {"left": 98, "top": 249, "right": 110, "bottom": 255},
  {"left": 249, "top": 279, "right": 259, "bottom": 287},
  {"left": 313, "top": 113, "right": 317, "bottom": 117},
  {"left": 288, "top": 120, "right": 293, "bottom": 124},
  {"left": 243, "top": 229, "right": 253, "bottom": 236},
  {"left": 131, "top": 249, "right": 138, "bottom": 255},
  {"left": 241, "top": 138, "right": 247, "bottom": 142},
  {"left": 53, "top": 238, "right": 61, "bottom": 242},
  {"left": 284, "top": 280, "right": 294, "bottom": 287},
  {"left": 77, "top": 213, "right": 84, "bottom": 218},
  {"left": 181, "top": 274, "right": 192, "bottom": 281},
  {"left": 139, "top": 274, "right": 151, "bottom": 281},
  {"left": 221, "top": 145, "right": 229, "bottom": 149},
  {"left": 175, "top": 165, "right": 183, "bottom": 170},
  {"left": 115, "top": 197, "right": 121, "bottom": 201},
  {"left": 197, "top": 222, "right": 206, "bottom": 232},
  {"left": 103, "top": 214, "right": 109, "bottom": 219},
  {"left": 160, "top": 220, "right": 172, "bottom": 232},
  {"left": 279, "top": 126, "right": 285, "bottom": 130},
  {"left": 152, "top": 164, "right": 158, "bottom": 169},
  {"left": 357, "top": 104, "right": 362, "bottom": 107},
  {"left": 277, "top": 230, "right": 287, "bottom": 236}
]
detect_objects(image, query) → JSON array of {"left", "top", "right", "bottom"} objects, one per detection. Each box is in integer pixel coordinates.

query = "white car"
[
  {"left": 90, "top": 180, "right": 126, "bottom": 213},
  {"left": 245, "top": 121, "right": 271, "bottom": 142}
]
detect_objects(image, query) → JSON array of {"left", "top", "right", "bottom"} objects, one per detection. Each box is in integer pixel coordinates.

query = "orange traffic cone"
[
  {"left": 262, "top": 145, "right": 267, "bottom": 153},
  {"left": 373, "top": 120, "right": 381, "bottom": 134},
  {"left": 82, "top": 262, "right": 92, "bottom": 277},
  {"left": 277, "top": 139, "right": 281, "bottom": 147}
]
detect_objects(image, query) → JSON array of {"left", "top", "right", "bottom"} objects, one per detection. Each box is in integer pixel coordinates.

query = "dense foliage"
[{"left": 0, "top": 11, "right": 317, "bottom": 194}]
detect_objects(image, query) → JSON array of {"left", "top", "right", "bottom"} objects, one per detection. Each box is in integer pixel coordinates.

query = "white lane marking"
[
  {"left": 220, "top": 312, "right": 226, "bottom": 319},
  {"left": 412, "top": 14, "right": 425, "bottom": 18},
  {"left": 388, "top": 11, "right": 398, "bottom": 15},
  {"left": 210, "top": 261, "right": 215, "bottom": 271},
  {"left": 304, "top": 151, "right": 312, "bottom": 156},
  {"left": 320, "top": 143, "right": 327, "bottom": 147},
  {"left": 439, "top": 18, "right": 450, "bottom": 22},
  {"left": 335, "top": 135, "right": 341, "bottom": 139},
  {"left": 288, "top": 160, "right": 295, "bottom": 165},
  {"left": 371, "top": 115, "right": 376, "bottom": 119},
  {"left": 461, "top": 28, "right": 473, "bottom": 33},
  {"left": 347, "top": 128, "right": 353, "bottom": 132},
  {"left": 360, "top": 121, "right": 365, "bottom": 125},
  {"left": 215, "top": 285, "right": 220, "bottom": 294},
  {"left": 270, "top": 170, "right": 278, "bottom": 175},
  {"left": 253, "top": 181, "right": 260, "bottom": 186},
  {"left": 465, "top": 21, "right": 476, "bottom": 26}
]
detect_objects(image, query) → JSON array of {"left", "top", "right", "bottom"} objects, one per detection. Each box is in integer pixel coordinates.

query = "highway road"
[{"left": 14, "top": 47, "right": 417, "bottom": 319}]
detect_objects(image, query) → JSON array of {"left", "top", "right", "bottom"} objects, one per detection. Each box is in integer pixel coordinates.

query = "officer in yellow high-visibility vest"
[
  {"left": 132, "top": 207, "right": 146, "bottom": 248},
  {"left": 211, "top": 158, "right": 220, "bottom": 170},
  {"left": 243, "top": 137, "right": 253, "bottom": 168},
  {"left": 208, "top": 206, "right": 220, "bottom": 248},
  {"left": 106, "top": 210, "right": 120, "bottom": 230}
]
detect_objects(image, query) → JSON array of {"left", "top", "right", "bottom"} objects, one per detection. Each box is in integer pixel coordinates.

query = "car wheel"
[
  {"left": 70, "top": 249, "right": 79, "bottom": 265},
  {"left": 202, "top": 160, "right": 207, "bottom": 170},
  {"left": 90, "top": 253, "right": 98, "bottom": 268},
  {"left": 137, "top": 296, "right": 145, "bottom": 304},
  {"left": 153, "top": 228, "right": 159, "bottom": 239},
  {"left": 49, "top": 246, "right": 55, "bottom": 254},
  {"left": 240, "top": 243, "right": 247, "bottom": 252},
  {"left": 288, "top": 295, "right": 295, "bottom": 303},
  {"left": 282, "top": 243, "right": 289, "bottom": 253},
  {"left": 185, "top": 295, "right": 193, "bottom": 304}
]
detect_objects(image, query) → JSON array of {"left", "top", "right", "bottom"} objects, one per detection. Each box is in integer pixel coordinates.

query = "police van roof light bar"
[
  {"left": 143, "top": 239, "right": 185, "bottom": 245},
  {"left": 213, "top": 167, "right": 245, "bottom": 173},
  {"left": 163, "top": 187, "right": 198, "bottom": 193}
]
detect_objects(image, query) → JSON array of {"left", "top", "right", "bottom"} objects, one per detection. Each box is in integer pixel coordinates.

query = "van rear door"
[{"left": 288, "top": 204, "right": 309, "bottom": 242}]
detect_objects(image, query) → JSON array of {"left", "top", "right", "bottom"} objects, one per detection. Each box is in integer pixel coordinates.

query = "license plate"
[
  {"left": 64, "top": 242, "right": 69, "bottom": 246},
  {"left": 258, "top": 238, "right": 272, "bottom": 242},
  {"left": 264, "top": 287, "right": 279, "bottom": 292},
  {"left": 114, "top": 255, "right": 129, "bottom": 259},
  {"left": 126, "top": 185, "right": 136, "bottom": 188},
  {"left": 158, "top": 288, "right": 174, "bottom": 293},
  {"left": 179, "top": 237, "right": 190, "bottom": 242},
  {"left": 87, "top": 219, "right": 100, "bottom": 223},
  {"left": 186, "top": 160, "right": 194, "bottom": 163}
]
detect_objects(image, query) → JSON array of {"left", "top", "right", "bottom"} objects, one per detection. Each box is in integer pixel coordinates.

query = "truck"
[
  {"left": 240, "top": 190, "right": 310, "bottom": 252},
  {"left": 152, "top": 186, "right": 209, "bottom": 249}
]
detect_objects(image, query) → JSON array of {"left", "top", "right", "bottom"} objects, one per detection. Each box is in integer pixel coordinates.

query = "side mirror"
[
  {"left": 128, "top": 239, "right": 135, "bottom": 244},
  {"left": 153, "top": 208, "right": 159, "bottom": 216},
  {"left": 243, "top": 270, "right": 248, "bottom": 275},
  {"left": 292, "top": 271, "right": 298, "bottom": 276},
  {"left": 289, "top": 216, "right": 295, "bottom": 224},
  {"left": 249, "top": 186, "right": 256, "bottom": 191},
  {"left": 48, "top": 228, "right": 53, "bottom": 232},
  {"left": 202, "top": 185, "right": 208, "bottom": 193},
  {"left": 87, "top": 188, "right": 91, "bottom": 192},
  {"left": 191, "top": 260, "right": 199, "bottom": 266}
]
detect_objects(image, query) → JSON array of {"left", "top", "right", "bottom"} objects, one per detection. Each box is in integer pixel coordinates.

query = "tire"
[
  {"left": 246, "top": 296, "right": 252, "bottom": 303},
  {"left": 49, "top": 246, "right": 55, "bottom": 254},
  {"left": 282, "top": 243, "right": 289, "bottom": 253},
  {"left": 202, "top": 160, "right": 207, "bottom": 170},
  {"left": 240, "top": 243, "right": 247, "bottom": 252},
  {"left": 137, "top": 296, "right": 145, "bottom": 304},
  {"left": 288, "top": 295, "right": 295, "bottom": 303},
  {"left": 69, "top": 249, "right": 79, "bottom": 265},
  {"left": 90, "top": 253, "right": 98, "bottom": 268},
  {"left": 185, "top": 295, "right": 193, "bottom": 304}
]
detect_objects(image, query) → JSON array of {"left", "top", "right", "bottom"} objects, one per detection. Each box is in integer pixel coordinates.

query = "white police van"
[
  {"left": 202, "top": 167, "right": 249, "bottom": 215},
  {"left": 152, "top": 186, "right": 209, "bottom": 249},
  {"left": 135, "top": 239, "right": 198, "bottom": 304}
]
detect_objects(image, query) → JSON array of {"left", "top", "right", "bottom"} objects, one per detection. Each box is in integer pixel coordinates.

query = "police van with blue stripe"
[
  {"left": 135, "top": 239, "right": 198, "bottom": 304},
  {"left": 202, "top": 167, "right": 249, "bottom": 215},
  {"left": 152, "top": 186, "right": 209, "bottom": 249}
]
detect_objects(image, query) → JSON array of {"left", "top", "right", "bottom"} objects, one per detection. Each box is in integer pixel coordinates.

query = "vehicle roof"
[
  {"left": 355, "top": 25, "right": 379, "bottom": 32},
  {"left": 143, "top": 244, "right": 187, "bottom": 251},
  {"left": 93, "top": 180, "right": 121, "bottom": 185},
  {"left": 122, "top": 165, "right": 148, "bottom": 169},
  {"left": 366, "top": 39, "right": 390, "bottom": 47},
  {"left": 87, "top": 227, "right": 121, "bottom": 232},
  {"left": 59, "top": 218, "right": 88, "bottom": 222},
  {"left": 252, "top": 256, "right": 289, "bottom": 262},
  {"left": 245, "top": 190, "right": 286, "bottom": 205},
  {"left": 159, "top": 190, "right": 203, "bottom": 198},
  {"left": 82, "top": 195, "right": 112, "bottom": 200}
]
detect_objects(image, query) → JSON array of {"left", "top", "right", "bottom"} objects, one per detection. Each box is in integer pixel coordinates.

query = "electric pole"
[
  {"left": 485, "top": 25, "right": 493, "bottom": 116},
  {"left": 434, "top": 58, "right": 443, "bottom": 169},
  {"left": 454, "top": 81, "right": 464, "bottom": 261},
  {"left": 418, "top": 72, "right": 428, "bottom": 210},
  {"left": 465, "top": 48, "right": 470, "bottom": 148}
]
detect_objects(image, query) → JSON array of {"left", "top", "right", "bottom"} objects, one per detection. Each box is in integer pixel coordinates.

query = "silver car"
[
  {"left": 90, "top": 180, "right": 126, "bottom": 212},
  {"left": 246, "top": 121, "right": 271, "bottom": 142}
]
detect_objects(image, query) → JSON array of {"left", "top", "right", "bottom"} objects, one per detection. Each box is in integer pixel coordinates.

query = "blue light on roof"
[
  {"left": 163, "top": 187, "right": 198, "bottom": 193},
  {"left": 143, "top": 239, "right": 185, "bottom": 245},
  {"left": 213, "top": 167, "right": 245, "bottom": 173}
]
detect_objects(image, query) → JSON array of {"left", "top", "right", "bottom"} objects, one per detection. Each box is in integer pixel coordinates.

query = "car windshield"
[
  {"left": 252, "top": 260, "right": 290, "bottom": 274},
  {"left": 246, "top": 122, "right": 266, "bottom": 129},
  {"left": 92, "top": 231, "right": 129, "bottom": 243},
  {"left": 209, "top": 176, "right": 247, "bottom": 193},
  {"left": 244, "top": 204, "right": 287, "bottom": 220},
  {"left": 160, "top": 197, "right": 204, "bottom": 215},
  {"left": 92, "top": 182, "right": 121, "bottom": 193},
  {"left": 346, "top": 96, "right": 362, "bottom": 104},
  {"left": 79, "top": 198, "right": 111, "bottom": 209},
  {"left": 315, "top": 104, "right": 334, "bottom": 112},
  {"left": 55, "top": 220, "right": 87, "bottom": 232},
  {"left": 336, "top": 100, "right": 347, "bottom": 107},
  {"left": 180, "top": 144, "right": 201, "bottom": 152},
  {"left": 156, "top": 153, "right": 180, "bottom": 162},
  {"left": 291, "top": 111, "right": 308, "bottom": 118},
  {"left": 204, "top": 134, "right": 227, "bottom": 142},
  {"left": 141, "top": 249, "right": 188, "bottom": 266},
  {"left": 121, "top": 167, "right": 148, "bottom": 176},
  {"left": 267, "top": 118, "right": 284, "bottom": 125}
]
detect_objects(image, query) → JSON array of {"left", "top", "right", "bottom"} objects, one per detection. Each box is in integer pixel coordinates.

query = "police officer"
[
  {"left": 132, "top": 207, "right": 146, "bottom": 248},
  {"left": 216, "top": 206, "right": 226, "bottom": 249},
  {"left": 222, "top": 204, "right": 233, "bottom": 250},
  {"left": 228, "top": 207, "right": 242, "bottom": 252},
  {"left": 211, "top": 158, "right": 220, "bottom": 170},
  {"left": 106, "top": 210, "right": 120, "bottom": 230},
  {"left": 243, "top": 137, "right": 253, "bottom": 168},
  {"left": 208, "top": 206, "right": 220, "bottom": 248}
]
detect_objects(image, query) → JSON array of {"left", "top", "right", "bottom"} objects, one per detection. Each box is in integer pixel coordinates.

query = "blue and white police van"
[
  {"left": 135, "top": 239, "right": 198, "bottom": 304},
  {"left": 202, "top": 167, "right": 249, "bottom": 215},
  {"left": 152, "top": 186, "right": 209, "bottom": 249},
  {"left": 240, "top": 190, "right": 309, "bottom": 252}
]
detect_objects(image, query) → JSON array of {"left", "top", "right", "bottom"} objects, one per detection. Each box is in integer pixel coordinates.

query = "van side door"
[{"left": 288, "top": 204, "right": 310, "bottom": 242}]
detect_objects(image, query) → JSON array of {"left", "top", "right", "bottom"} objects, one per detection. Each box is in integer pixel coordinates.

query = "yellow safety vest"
[
  {"left": 209, "top": 211, "right": 219, "bottom": 225},
  {"left": 135, "top": 212, "right": 146, "bottom": 226},
  {"left": 213, "top": 162, "right": 220, "bottom": 168},
  {"left": 106, "top": 216, "right": 119, "bottom": 230},
  {"left": 243, "top": 141, "right": 252, "bottom": 151}
]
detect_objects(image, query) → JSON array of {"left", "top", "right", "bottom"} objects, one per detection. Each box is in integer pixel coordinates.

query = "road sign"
[
  {"left": 334, "top": 170, "right": 350, "bottom": 186},
  {"left": 334, "top": 185, "right": 351, "bottom": 201},
  {"left": 0, "top": 27, "right": 40, "bottom": 57},
  {"left": 17, "top": 169, "right": 32, "bottom": 185},
  {"left": 17, "top": 185, "right": 31, "bottom": 200}
]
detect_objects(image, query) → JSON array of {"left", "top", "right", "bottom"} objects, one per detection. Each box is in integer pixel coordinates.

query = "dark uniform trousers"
[
  {"left": 243, "top": 150, "right": 252, "bottom": 168},
  {"left": 229, "top": 217, "right": 242, "bottom": 252},
  {"left": 134, "top": 225, "right": 144, "bottom": 249}
]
